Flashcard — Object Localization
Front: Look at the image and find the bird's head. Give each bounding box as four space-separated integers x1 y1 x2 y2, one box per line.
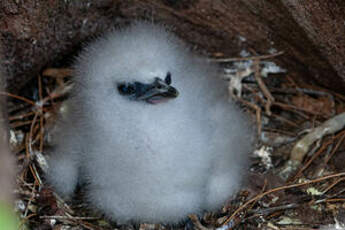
74 22 211 107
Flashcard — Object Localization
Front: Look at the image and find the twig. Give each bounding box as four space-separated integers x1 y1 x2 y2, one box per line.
42 68 73 78
248 203 299 216
40 215 99 220
236 97 262 136
324 131 345 165
38 75 44 153
273 102 313 119
291 138 334 181
23 183 37 218
0 91 36 106
253 59 274 115
28 111 40 158
222 172 345 228
11 120 35 128
212 51 284 62
322 177 345 194
39 83 74 105
291 112 345 163
270 114 299 128
188 214 212 230
9 111 35 121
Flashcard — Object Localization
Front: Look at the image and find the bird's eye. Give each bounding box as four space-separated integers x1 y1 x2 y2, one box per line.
165 72 171 85
117 83 135 95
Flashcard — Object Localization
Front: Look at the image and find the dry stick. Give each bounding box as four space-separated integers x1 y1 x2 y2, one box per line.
240 85 263 136
291 139 334 182
298 81 345 103
329 187 345 199
326 198 345 202
273 102 310 119
38 75 44 153
244 179 269 220
21 129 31 175
27 121 43 186
270 87 335 114
188 214 210 230
278 227 323 230
30 163 42 186
29 164 41 187
212 51 285 62
23 180 37 218
28 111 39 158
40 215 99 220
78 221 103 230
262 128 296 137
19 213 37 229
222 172 345 227
9 111 35 121
17 175 34 189
253 59 275 116
7 102 31 115
42 68 73 78
52 212 103 230
52 192 75 215
324 131 345 165
0 91 36 106
247 203 299 217
322 177 345 194
0 91 51 115
270 113 299 128
286 75 299 88
276 98 327 117
237 97 262 136
309 132 345 179
1 82 71 117
39 83 74 105
11 120 35 128
26 111 43 186
291 130 345 182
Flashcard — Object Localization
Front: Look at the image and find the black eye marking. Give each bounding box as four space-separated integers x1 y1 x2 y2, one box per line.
117 83 136 95
165 72 171 85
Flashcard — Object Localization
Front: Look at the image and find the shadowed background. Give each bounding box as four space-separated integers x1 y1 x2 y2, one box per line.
0 0 344 93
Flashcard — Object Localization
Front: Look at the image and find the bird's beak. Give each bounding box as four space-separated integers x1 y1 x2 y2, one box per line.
136 80 179 104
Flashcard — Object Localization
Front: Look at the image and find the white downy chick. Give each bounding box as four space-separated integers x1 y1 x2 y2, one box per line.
46 22 254 224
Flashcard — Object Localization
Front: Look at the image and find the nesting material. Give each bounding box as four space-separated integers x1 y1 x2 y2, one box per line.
46 22 254 224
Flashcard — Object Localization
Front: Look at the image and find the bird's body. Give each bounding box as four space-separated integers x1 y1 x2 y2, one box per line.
47 22 253 224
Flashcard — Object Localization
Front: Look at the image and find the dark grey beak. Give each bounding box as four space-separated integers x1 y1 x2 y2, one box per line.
136 78 179 104
117 74 179 104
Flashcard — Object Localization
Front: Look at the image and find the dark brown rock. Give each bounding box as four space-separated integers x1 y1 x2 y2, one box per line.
1 0 344 93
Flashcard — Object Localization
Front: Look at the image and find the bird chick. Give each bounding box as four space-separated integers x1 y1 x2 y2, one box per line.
46 22 254 224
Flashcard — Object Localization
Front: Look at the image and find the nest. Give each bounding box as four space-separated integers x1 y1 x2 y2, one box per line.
4 50 345 230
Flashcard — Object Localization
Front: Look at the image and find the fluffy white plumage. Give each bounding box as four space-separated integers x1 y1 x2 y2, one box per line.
46 22 254 224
